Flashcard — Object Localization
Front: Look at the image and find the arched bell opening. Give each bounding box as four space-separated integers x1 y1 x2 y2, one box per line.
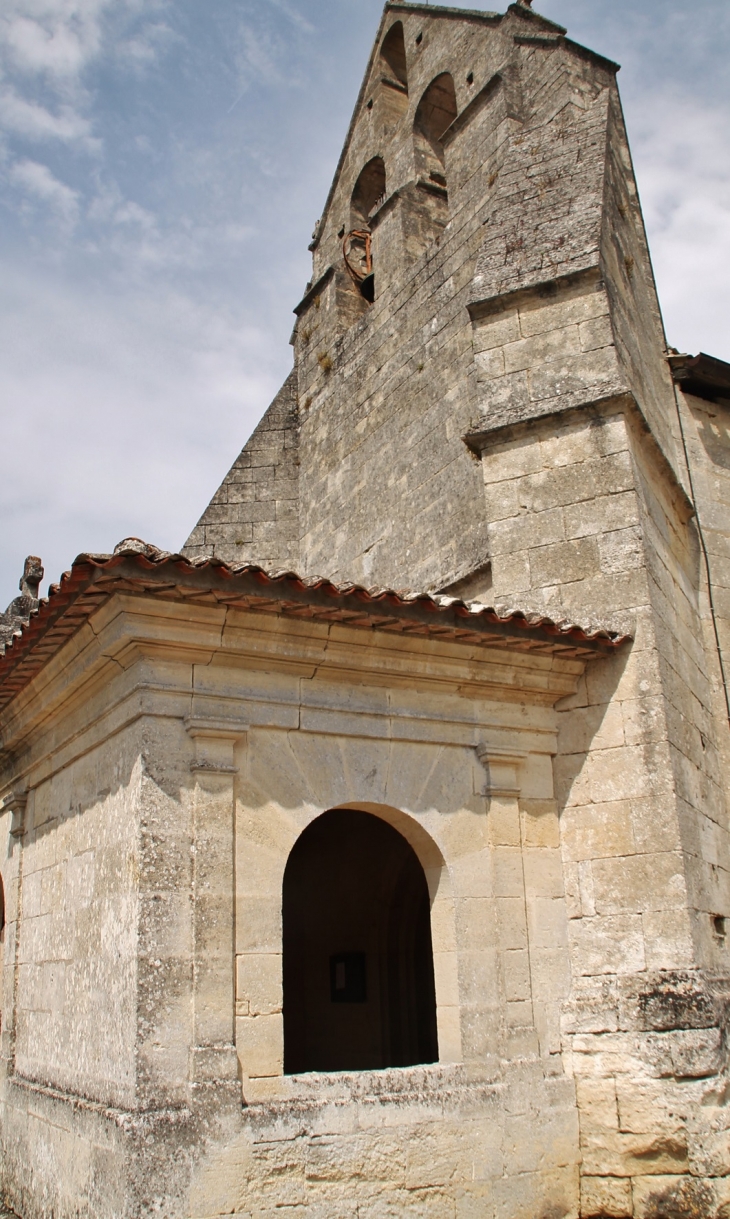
414 72 457 185
403 72 456 259
380 21 408 90
343 157 386 308
282 808 438 1074
378 21 409 131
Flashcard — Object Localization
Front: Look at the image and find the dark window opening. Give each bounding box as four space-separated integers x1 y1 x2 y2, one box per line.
380 22 408 90
283 809 439 1074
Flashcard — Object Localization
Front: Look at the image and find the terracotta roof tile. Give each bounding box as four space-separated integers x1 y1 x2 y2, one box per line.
0 540 631 712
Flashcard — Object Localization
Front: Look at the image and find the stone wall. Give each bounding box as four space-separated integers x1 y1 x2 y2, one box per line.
184 372 299 571
0 585 601 1219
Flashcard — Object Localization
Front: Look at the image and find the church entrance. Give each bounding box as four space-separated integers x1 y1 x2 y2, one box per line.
282 809 438 1074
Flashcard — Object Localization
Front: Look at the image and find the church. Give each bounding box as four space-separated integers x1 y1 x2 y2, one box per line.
1 2 730 1216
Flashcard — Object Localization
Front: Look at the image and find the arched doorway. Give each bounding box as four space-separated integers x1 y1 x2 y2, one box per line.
282 809 438 1074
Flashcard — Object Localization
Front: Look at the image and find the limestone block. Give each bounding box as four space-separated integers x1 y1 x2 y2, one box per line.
236 895 282 954
668 1028 722 1079
689 1122 730 1179
580 1174 632 1218
486 799 521 847
503 324 581 375
502 950 531 1003
564 491 640 540
579 315 614 352
568 915 646 976
641 909 695 972
531 538 601 588
520 802 560 849
528 897 567 950
590 853 686 915
518 285 608 337
572 1031 657 1081
488 506 566 557
564 744 654 808
599 526 644 574
475 347 506 379
492 848 525 899
459 949 500 1007
561 801 635 862
433 949 461 1007
236 954 282 1016
615 1078 691 1137
492 1165 579 1219
430 895 459 952
505 999 533 1028
480 438 545 484
575 1076 619 1130
459 1006 500 1060
472 308 519 351
523 849 565 899
236 1012 283 1078
496 896 528 951
631 1174 716 1219
455 898 497 950
530 346 619 403
578 861 596 917
504 1108 579 1176
580 1128 689 1178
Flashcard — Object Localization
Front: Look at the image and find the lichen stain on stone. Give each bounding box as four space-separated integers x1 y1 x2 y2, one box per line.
643 1178 715 1219
637 974 718 1033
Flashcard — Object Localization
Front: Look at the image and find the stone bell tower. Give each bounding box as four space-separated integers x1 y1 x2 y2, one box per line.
181 4 730 1215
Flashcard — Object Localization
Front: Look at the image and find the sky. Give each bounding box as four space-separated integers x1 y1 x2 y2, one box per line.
0 0 728 600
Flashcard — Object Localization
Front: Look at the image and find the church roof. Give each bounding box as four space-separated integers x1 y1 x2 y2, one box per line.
0 540 629 713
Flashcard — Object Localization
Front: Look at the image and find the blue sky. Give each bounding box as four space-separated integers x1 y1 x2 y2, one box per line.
1 0 728 599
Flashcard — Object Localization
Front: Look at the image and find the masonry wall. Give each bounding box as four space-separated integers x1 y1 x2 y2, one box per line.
678 386 730 809
474 387 730 1213
184 372 300 571
0 587 603 1219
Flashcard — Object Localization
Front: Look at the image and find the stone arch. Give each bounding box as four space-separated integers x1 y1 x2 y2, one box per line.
344 156 387 306
336 801 460 1065
282 806 440 1073
414 72 457 177
380 21 408 90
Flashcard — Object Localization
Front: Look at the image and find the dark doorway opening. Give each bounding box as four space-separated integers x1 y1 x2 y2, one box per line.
283 809 438 1074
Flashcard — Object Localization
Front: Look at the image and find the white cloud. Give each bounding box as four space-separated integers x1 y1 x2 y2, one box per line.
265 0 314 35
631 94 730 360
0 261 282 593
0 86 95 144
0 1 110 81
9 156 79 220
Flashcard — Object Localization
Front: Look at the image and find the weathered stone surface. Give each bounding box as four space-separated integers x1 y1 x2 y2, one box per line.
3 1 730 1216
